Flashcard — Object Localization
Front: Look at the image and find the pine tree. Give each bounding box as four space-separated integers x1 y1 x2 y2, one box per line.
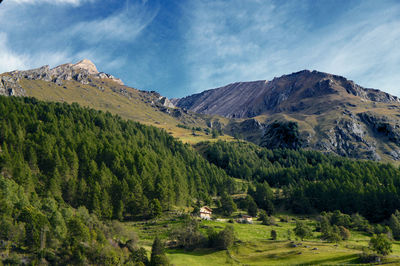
150 236 169 266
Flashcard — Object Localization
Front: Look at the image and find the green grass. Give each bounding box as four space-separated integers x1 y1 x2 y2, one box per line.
167 249 236 266
125 213 400 265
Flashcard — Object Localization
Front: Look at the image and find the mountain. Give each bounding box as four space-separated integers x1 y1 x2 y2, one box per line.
2 62 400 162
173 70 400 161
0 59 232 144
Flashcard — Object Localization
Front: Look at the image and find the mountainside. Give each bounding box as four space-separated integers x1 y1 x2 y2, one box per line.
0 60 232 144
174 70 400 161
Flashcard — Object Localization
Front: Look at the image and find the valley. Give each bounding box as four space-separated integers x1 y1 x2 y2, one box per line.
1 62 400 265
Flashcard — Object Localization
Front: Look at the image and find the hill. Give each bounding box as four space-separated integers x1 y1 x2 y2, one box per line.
173 70 400 161
0 59 232 144
2 62 400 162
0 95 233 264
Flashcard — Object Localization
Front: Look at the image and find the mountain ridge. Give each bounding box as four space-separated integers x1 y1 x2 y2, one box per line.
1 62 400 161
174 70 400 161
0 59 233 144
173 70 399 118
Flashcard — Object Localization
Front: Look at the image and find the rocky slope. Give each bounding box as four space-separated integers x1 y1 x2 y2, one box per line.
174 70 400 161
173 70 399 118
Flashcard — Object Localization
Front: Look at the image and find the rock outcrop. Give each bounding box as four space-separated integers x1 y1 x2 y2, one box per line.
358 112 400 146
158 96 175 108
3 59 124 91
0 75 25 96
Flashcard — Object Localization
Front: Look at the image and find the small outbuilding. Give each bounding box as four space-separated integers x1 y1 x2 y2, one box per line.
237 215 253 224
200 206 212 220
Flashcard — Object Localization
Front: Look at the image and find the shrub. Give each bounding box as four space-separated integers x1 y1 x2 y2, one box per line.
339 226 351 240
170 218 206 250
259 211 276 225
369 234 392 256
358 251 380 263
293 220 312 241
209 225 235 250
271 230 277 240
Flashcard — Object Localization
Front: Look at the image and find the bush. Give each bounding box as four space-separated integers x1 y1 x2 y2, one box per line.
369 234 392 256
339 226 351 240
129 247 149 265
170 218 205 250
294 220 312 241
259 211 276 225
208 225 235 250
358 251 380 263
279 216 289 222
271 230 277 240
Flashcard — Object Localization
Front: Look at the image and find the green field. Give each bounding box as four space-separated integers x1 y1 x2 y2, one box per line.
127 213 400 265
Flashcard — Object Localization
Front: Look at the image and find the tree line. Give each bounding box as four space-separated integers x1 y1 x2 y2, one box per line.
199 140 400 222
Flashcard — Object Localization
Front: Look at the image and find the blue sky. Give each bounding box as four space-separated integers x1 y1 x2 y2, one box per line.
0 0 399 98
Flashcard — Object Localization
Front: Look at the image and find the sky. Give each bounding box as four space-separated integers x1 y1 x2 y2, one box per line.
0 0 399 98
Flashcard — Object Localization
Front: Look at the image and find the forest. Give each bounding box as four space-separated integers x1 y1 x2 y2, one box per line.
2 96 400 264
199 140 400 222
0 96 232 264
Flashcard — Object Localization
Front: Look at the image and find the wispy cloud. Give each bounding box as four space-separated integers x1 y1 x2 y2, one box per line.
0 32 72 73
69 3 158 44
0 33 28 72
185 0 400 97
9 0 94 6
0 0 158 74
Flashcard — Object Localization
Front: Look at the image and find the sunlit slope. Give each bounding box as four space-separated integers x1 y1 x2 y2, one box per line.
16 77 232 143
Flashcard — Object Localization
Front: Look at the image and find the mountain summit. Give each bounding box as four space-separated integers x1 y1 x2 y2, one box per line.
0 59 123 97
173 70 399 118
72 59 99 75
174 70 400 161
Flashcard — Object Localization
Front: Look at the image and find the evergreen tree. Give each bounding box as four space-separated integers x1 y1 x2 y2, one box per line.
150 199 162 218
220 192 237 216
150 236 169 266
271 230 277 240
246 195 258 217
389 213 400 240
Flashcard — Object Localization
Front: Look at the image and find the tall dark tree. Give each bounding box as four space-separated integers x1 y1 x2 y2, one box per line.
150 236 169 266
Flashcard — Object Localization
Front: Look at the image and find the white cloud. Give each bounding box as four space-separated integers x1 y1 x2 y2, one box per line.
0 33 28 72
69 3 158 44
8 0 93 6
0 32 72 72
0 0 157 74
184 0 400 97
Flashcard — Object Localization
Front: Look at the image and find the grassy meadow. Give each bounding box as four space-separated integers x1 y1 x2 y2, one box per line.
124 212 400 265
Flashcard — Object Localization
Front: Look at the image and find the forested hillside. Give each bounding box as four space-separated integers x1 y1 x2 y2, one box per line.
0 96 232 263
198 141 400 222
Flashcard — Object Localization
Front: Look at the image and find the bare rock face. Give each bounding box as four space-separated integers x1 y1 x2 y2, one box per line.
3 59 124 89
358 112 400 146
0 75 25 96
158 96 175 108
316 117 380 161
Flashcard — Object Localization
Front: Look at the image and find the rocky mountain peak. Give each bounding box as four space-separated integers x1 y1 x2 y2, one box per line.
174 70 399 119
0 59 124 94
72 59 99 75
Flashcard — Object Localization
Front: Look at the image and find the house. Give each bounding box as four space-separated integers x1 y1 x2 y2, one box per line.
237 215 253 224
199 206 212 220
